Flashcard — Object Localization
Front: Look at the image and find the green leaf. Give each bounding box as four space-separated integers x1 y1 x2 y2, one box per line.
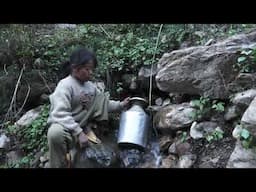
238 56 246 63
241 50 252 56
240 129 250 139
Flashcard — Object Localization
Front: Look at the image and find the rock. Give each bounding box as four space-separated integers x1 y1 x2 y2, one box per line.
156 30 256 99
155 98 163 106
177 154 196 168
138 65 158 91
224 105 239 121
162 98 171 106
190 121 220 139
168 140 191 156
154 103 195 132
76 142 118 168
232 89 256 109
0 134 10 150
199 156 221 168
232 124 243 139
160 155 177 168
15 105 43 128
189 122 201 139
6 150 23 166
241 97 256 136
31 151 44 168
44 162 49 168
228 73 256 96
159 136 173 152
40 156 48 163
176 142 191 156
226 141 256 168
168 142 177 154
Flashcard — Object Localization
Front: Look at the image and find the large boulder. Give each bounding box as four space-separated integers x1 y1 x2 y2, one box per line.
226 141 256 168
232 89 256 109
156 30 256 99
153 103 195 133
241 97 256 137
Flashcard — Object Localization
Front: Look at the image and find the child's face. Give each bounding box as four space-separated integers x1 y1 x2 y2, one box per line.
73 60 95 82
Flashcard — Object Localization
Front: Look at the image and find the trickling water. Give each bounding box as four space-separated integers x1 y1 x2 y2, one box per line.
118 137 162 168
76 129 162 168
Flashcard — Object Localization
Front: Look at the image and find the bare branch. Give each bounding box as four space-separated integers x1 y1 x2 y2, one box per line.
14 82 31 119
3 64 8 75
38 70 52 93
4 64 25 123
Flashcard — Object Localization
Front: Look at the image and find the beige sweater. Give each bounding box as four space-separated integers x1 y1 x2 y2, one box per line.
47 75 123 136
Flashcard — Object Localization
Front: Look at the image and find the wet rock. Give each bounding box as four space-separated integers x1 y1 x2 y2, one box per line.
72 141 118 168
159 136 173 153
226 141 256 168
119 148 143 168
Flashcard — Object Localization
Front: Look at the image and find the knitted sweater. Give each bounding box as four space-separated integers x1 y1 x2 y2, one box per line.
47 75 123 136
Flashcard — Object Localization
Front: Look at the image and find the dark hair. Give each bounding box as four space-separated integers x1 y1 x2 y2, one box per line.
61 48 97 78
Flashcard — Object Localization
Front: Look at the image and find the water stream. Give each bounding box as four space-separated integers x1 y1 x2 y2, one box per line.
77 130 162 168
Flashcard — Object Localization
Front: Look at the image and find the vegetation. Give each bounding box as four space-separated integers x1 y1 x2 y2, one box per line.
233 47 256 73
4 104 49 167
190 97 225 121
1 24 256 168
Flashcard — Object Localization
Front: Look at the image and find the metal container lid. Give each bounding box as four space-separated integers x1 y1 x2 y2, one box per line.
129 97 148 109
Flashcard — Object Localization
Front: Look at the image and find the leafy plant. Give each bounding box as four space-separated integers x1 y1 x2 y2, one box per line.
180 131 188 143
190 97 211 120
239 128 254 149
233 47 256 73
5 104 50 167
190 97 225 120
212 100 225 112
206 128 224 142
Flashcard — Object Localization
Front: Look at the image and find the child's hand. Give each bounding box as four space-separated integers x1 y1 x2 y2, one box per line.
121 97 130 108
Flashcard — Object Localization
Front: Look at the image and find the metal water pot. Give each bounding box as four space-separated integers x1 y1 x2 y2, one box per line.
117 97 150 150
